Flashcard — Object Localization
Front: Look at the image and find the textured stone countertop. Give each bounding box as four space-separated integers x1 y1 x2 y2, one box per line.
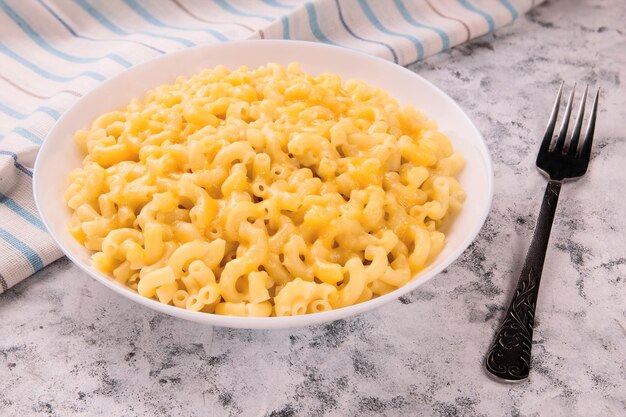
1 0 625 416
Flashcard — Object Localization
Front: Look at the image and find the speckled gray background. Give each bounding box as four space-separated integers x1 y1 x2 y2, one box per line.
1 0 625 416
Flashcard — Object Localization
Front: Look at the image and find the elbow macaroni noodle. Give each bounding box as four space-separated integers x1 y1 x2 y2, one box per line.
65 63 465 317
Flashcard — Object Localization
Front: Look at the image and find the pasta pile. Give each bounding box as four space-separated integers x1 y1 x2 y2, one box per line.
65 63 465 317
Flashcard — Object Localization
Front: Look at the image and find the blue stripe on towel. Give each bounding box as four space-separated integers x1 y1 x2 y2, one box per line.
0 42 105 81
281 16 290 39
0 1 131 68
122 0 229 41
37 0 165 54
0 227 44 271
394 0 450 50
0 151 33 176
13 128 43 144
0 104 60 120
498 0 518 19
214 0 274 22
0 193 47 232
74 0 196 47
305 2 337 45
457 0 496 32
262 0 294 9
335 0 399 63
358 0 424 61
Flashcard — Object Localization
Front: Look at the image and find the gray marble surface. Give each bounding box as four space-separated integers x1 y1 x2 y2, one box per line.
1 0 625 416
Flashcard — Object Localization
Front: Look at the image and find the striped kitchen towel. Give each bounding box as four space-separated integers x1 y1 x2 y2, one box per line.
0 0 543 293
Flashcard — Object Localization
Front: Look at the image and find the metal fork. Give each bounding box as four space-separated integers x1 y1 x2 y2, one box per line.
484 83 599 382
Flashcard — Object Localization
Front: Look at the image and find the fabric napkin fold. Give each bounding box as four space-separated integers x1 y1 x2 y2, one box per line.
0 0 543 293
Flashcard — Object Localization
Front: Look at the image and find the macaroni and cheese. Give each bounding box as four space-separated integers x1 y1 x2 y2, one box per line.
65 63 465 317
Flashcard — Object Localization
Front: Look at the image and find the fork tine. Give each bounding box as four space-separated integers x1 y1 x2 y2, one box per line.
553 85 576 153
567 85 588 155
540 82 564 153
579 89 599 160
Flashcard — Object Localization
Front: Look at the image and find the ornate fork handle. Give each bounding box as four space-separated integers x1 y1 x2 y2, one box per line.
485 180 561 381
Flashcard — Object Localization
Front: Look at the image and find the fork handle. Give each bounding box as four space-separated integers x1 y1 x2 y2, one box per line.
485 180 561 381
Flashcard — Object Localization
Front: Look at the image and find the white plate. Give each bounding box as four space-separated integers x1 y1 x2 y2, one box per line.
34 40 493 329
